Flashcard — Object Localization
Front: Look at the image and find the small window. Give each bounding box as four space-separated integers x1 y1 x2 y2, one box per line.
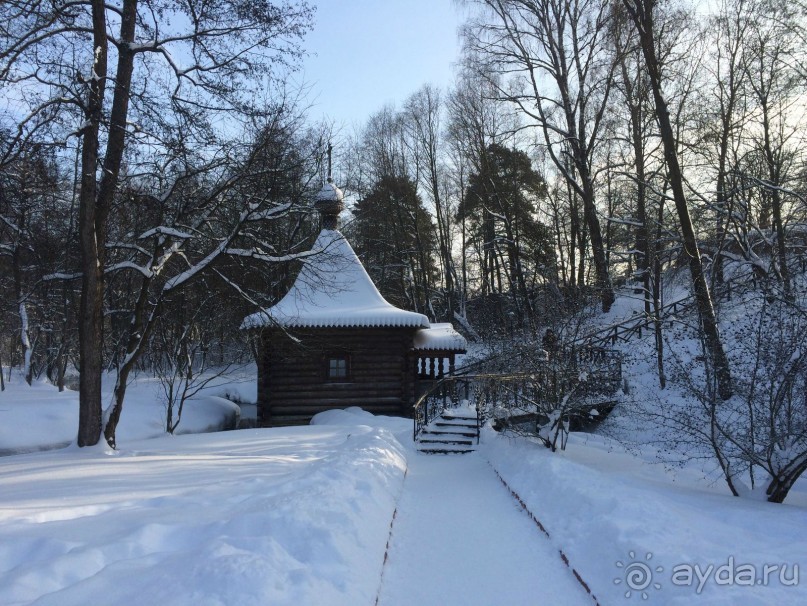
326 355 349 381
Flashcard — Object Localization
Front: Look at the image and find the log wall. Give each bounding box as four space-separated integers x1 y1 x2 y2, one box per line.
258 327 418 426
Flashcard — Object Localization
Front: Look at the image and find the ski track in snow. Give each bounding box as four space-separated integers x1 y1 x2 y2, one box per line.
377 452 591 606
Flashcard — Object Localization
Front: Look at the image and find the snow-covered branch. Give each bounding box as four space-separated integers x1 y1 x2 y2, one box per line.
106 261 153 278
137 226 194 240
224 247 320 264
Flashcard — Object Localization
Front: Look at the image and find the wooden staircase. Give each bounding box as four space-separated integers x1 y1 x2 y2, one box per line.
416 412 479 454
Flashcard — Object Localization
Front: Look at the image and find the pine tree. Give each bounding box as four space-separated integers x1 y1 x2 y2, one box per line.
351 175 438 314
458 144 555 323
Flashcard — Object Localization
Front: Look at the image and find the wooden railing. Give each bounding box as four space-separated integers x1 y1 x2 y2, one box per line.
413 349 623 441
575 273 760 348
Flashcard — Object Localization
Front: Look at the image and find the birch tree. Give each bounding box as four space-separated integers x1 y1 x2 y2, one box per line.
403 85 460 320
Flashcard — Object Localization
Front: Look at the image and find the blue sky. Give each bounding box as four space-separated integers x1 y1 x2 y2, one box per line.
297 1 467 128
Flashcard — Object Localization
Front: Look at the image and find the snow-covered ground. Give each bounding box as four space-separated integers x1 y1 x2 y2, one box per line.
485 429 806 605
377 453 592 606
0 419 407 606
2 397 802 605
0 367 255 455
0 378 807 606
599 268 807 506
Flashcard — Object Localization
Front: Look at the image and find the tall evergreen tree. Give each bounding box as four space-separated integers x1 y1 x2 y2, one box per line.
351 175 439 314
458 144 555 323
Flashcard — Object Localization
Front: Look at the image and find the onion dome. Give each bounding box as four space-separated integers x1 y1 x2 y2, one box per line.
315 179 344 230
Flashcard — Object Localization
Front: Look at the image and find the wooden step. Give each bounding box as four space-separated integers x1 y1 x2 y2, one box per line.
418 437 474 446
421 429 477 438
416 440 477 454
415 412 479 454
434 421 477 430
432 418 475 426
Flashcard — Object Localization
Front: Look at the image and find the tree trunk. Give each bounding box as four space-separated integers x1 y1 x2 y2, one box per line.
433 179 455 318
623 64 651 315
576 200 588 290
761 110 791 299
625 0 732 400
77 0 139 447
614 10 652 309
713 155 728 287
12 212 33 386
580 165 613 311
568 187 578 294
765 457 807 503
104 276 158 448
653 197 666 389
76 0 110 447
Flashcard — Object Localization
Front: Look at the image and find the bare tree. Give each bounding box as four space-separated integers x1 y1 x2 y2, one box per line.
152 299 243 435
100 107 320 447
0 146 64 385
463 0 617 311
346 104 441 316
655 289 807 504
1 0 313 446
446 69 522 329
741 0 804 299
403 85 461 320
621 0 733 399
700 0 752 287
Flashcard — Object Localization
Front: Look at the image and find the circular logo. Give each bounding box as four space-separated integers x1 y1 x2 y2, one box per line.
614 551 663 599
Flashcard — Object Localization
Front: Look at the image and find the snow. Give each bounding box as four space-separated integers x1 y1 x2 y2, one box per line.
0 424 406 606
241 230 430 329
377 454 591 606
137 226 194 240
105 260 153 277
413 322 467 352
163 237 230 292
316 181 344 201
41 272 82 281
484 429 807 604
1 371 805 605
0 370 245 455
244 202 293 221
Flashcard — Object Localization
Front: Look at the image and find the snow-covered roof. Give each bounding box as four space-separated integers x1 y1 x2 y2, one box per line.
241 230 430 329
413 323 467 352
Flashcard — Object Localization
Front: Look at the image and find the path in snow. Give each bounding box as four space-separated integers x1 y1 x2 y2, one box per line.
377 453 592 606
